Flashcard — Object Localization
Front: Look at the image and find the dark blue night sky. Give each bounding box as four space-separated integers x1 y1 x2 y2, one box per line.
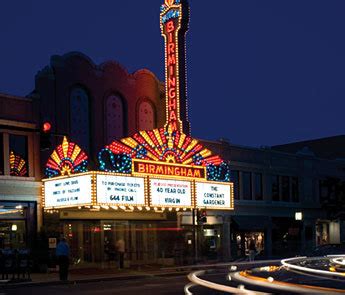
1 0 344 146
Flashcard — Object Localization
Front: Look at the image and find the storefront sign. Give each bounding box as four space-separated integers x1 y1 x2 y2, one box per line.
48 238 57 249
44 174 92 208
195 182 233 210
150 178 192 207
133 159 205 179
96 174 145 206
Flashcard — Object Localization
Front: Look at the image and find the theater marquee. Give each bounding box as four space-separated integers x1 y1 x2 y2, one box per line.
43 171 233 210
150 178 192 208
43 173 93 208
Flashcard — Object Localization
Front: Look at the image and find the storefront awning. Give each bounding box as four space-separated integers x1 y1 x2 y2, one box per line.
231 216 274 231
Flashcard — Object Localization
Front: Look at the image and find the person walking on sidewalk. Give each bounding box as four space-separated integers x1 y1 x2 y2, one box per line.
248 238 256 262
115 238 125 269
56 237 70 281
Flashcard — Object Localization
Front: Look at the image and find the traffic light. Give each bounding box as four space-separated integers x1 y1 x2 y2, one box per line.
40 121 52 151
198 210 207 224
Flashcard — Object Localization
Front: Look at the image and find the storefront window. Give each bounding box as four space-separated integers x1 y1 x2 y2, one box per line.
230 170 240 199
9 134 28 177
272 175 280 201
282 176 290 202
242 172 252 200
254 173 263 200
0 206 27 249
61 219 186 267
235 232 264 258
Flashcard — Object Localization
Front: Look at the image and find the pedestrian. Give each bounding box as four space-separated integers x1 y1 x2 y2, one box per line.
248 238 256 262
56 237 70 281
115 238 125 269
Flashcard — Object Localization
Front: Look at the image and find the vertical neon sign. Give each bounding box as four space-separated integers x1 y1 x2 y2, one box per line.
160 0 191 135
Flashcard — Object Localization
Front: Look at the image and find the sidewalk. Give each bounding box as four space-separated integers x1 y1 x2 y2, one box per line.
0 265 189 288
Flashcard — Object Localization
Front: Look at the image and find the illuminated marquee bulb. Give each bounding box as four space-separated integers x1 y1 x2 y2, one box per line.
44 136 89 178
62 136 69 158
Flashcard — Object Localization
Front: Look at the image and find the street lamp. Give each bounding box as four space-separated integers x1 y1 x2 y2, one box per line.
295 211 303 221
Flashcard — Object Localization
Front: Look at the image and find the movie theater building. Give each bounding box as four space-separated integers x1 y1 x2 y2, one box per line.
32 0 344 267
1 0 344 269
40 0 234 267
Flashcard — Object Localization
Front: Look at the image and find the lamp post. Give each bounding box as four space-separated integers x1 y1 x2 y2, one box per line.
295 212 303 221
295 211 304 254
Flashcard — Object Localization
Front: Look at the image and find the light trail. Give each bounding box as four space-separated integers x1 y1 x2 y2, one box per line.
187 270 267 294
232 270 345 294
281 257 345 277
184 282 196 295
330 257 345 266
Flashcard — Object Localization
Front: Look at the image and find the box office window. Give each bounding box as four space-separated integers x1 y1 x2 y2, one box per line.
9 134 28 177
0 133 3 175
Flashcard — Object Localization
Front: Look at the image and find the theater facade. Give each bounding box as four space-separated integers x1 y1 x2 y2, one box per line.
0 0 335 267
42 0 234 267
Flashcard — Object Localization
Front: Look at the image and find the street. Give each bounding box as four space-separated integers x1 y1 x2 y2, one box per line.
2 257 345 294
2 275 191 295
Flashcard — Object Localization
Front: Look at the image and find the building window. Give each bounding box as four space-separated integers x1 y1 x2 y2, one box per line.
70 87 90 153
105 95 125 143
230 170 240 200
242 172 252 200
291 177 299 202
138 100 155 131
282 176 290 202
254 173 263 200
0 133 3 175
319 179 329 203
272 175 280 201
9 134 28 177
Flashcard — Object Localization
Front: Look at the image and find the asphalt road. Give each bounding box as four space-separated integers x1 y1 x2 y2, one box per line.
1 275 191 295
0 271 247 295
3 260 344 294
